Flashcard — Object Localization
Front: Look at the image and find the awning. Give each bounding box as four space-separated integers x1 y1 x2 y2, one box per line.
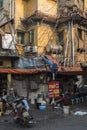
45 55 87 75
58 67 87 75
0 55 86 75
0 68 46 74
0 67 86 75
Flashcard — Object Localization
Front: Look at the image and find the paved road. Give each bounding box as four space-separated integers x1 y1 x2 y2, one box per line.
0 102 87 130
0 113 87 130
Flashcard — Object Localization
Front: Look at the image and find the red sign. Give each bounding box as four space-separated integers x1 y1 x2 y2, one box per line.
48 81 59 98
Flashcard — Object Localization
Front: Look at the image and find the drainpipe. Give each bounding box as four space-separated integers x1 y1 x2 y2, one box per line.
71 20 74 65
64 22 70 67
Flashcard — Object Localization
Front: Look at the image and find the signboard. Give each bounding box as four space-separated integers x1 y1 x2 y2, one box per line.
48 81 59 98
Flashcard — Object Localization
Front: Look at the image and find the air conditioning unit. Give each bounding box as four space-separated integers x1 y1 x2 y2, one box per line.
24 45 37 53
33 46 37 53
24 45 30 52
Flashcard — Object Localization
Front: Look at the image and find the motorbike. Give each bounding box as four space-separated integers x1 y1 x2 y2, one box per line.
9 96 33 127
0 94 33 127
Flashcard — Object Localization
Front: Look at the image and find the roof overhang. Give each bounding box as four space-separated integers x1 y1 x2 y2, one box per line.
0 68 46 74
0 67 86 76
21 11 87 27
58 68 87 75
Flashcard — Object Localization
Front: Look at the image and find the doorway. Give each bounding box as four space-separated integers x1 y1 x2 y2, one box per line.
0 74 7 97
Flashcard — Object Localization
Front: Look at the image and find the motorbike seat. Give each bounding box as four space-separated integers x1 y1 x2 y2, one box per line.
14 96 24 103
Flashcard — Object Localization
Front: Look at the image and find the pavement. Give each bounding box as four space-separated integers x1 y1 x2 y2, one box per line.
29 104 63 122
0 102 87 123
30 102 87 121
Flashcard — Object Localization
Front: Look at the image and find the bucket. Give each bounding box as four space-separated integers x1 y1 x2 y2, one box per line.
39 105 46 110
31 98 35 104
63 106 70 114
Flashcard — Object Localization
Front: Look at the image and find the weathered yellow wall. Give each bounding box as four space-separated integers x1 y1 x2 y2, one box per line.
25 0 37 16
37 24 57 54
15 0 37 29
15 0 25 29
74 25 86 65
15 0 37 44
38 0 57 16
57 24 86 66
22 0 57 17
84 0 87 10
14 0 87 60
75 0 84 10
2 60 11 67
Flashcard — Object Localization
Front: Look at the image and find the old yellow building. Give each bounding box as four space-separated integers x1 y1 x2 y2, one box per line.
0 0 87 65
15 0 58 55
14 0 87 68
0 0 87 98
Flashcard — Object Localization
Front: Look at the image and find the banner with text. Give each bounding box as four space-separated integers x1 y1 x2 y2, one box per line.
48 81 59 98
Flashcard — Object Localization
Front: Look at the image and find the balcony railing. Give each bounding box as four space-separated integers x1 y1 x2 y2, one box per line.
24 45 37 53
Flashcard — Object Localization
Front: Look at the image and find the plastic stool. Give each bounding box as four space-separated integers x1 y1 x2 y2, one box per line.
71 99 75 105
85 95 87 100
75 98 80 104
80 97 84 102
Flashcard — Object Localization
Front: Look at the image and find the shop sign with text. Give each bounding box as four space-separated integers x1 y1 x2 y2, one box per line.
48 81 59 98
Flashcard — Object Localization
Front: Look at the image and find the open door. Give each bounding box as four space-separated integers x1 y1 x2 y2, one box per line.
0 74 7 97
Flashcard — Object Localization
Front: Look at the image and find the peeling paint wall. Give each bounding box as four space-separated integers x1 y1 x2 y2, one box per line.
37 24 57 54
12 75 48 100
24 0 37 16
38 0 57 16
15 0 25 29
57 23 86 66
84 0 87 10
0 59 11 68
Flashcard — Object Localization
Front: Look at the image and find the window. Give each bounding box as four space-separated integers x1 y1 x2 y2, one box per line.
0 34 2 48
17 32 25 44
58 31 64 45
0 61 3 66
0 0 3 8
29 30 34 44
78 28 82 40
81 0 84 10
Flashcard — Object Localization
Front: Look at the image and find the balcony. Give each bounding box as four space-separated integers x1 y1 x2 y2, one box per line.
58 0 75 8
0 49 19 58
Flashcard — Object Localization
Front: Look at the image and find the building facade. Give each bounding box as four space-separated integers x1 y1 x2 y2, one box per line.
0 0 87 100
